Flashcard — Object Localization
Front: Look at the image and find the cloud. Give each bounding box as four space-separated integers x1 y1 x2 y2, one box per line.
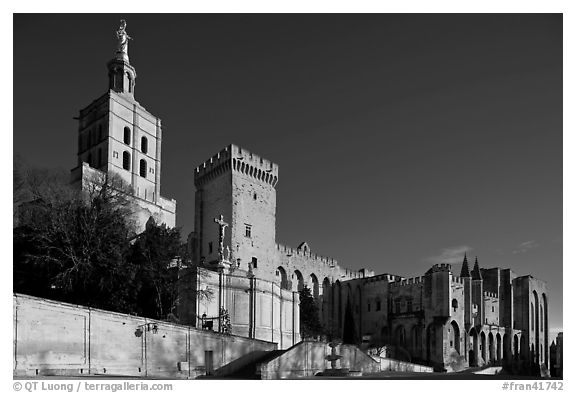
425 245 472 265
512 240 539 254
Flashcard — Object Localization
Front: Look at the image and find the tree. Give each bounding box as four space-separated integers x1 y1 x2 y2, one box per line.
299 286 323 339
14 168 138 313
129 218 183 320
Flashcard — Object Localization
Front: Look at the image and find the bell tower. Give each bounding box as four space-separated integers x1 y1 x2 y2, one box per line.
70 20 176 232
107 20 136 97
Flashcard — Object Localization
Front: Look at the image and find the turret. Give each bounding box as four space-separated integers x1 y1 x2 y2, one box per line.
471 257 484 326
461 254 473 328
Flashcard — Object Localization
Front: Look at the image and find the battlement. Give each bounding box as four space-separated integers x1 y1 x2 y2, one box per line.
426 263 452 274
389 276 425 288
451 276 465 284
363 273 403 284
231 144 279 186
276 243 338 267
483 291 498 299
194 144 279 187
274 243 367 280
194 145 233 186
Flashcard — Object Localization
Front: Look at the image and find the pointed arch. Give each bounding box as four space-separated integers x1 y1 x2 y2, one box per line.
450 320 461 354
309 273 319 298
294 270 304 292
276 266 290 290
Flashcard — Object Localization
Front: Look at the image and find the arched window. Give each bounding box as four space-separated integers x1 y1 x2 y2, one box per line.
531 303 535 331
123 151 130 170
124 127 131 145
140 159 147 177
141 136 148 154
452 299 458 311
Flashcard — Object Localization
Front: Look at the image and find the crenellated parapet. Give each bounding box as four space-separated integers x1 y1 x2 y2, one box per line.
194 145 234 187
363 273 403 284
483 291 498 299
194 144 279 187
276 243 338 267
389 276 425 289
451 276 465 285
426 263 452 274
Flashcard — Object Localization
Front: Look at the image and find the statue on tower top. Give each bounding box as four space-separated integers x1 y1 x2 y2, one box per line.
115 19 131 60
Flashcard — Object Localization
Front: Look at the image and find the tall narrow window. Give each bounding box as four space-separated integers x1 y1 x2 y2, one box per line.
124 126 131 145
208 242 213 254
98 125 103 141
245 224 252 238
140 159 147 177
252 257 258 268
141 136 148 154
123 151 130 170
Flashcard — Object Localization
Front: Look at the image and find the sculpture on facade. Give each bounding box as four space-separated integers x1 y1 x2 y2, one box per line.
214 214 229 261
116 19 131 57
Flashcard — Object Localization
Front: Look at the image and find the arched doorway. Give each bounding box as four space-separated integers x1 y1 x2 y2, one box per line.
395 325 406 348
480 331 487 363
496 333 502 362
488 332 495 363
532 291 540 366
504 333 511 362
450 320 461 354
542 293 549 366
469 328 478 367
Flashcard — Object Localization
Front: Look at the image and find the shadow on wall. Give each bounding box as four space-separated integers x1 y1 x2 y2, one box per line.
13 293 276 379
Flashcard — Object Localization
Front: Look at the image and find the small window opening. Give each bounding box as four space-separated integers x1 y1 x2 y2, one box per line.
123 151 130 170
124 126 131 145
252 257 258 268
140 159 147 178
245 224 252 238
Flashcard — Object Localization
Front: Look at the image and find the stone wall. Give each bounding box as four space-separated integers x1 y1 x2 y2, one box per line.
179 267 300 349
13 294 276 378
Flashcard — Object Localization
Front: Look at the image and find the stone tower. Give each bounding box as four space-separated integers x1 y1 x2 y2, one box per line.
192 144 279 274
70 20 176 232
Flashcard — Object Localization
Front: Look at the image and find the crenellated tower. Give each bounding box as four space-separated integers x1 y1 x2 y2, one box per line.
192 144 279 272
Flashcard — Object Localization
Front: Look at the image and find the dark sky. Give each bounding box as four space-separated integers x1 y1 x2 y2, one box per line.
13 14 562 335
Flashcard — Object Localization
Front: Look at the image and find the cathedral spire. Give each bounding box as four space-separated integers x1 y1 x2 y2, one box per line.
471 256 482 280
460 253 471 277
107 20 136 97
